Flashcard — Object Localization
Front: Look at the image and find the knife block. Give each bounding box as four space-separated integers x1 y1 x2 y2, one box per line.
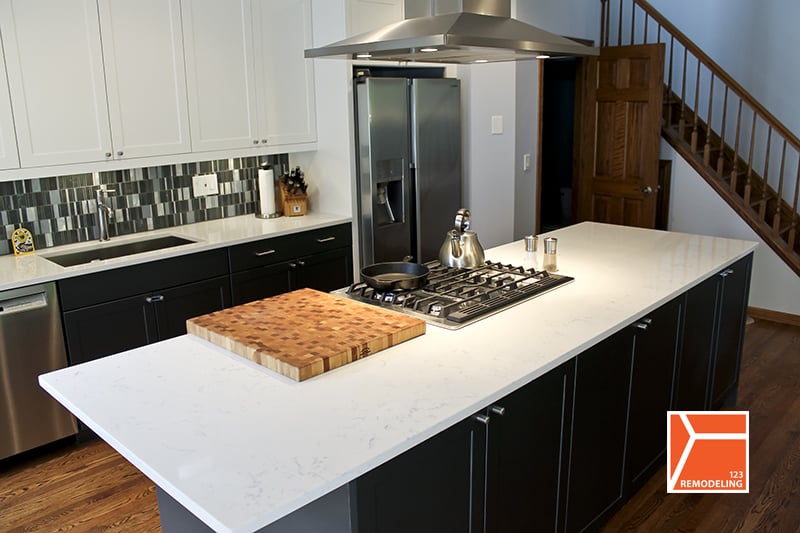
279 181 307 217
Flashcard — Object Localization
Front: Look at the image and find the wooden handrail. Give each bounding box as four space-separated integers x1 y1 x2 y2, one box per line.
610 0 800 154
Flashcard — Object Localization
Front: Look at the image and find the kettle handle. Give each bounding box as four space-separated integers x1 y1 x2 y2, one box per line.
449 229 463 258
454 208 471 233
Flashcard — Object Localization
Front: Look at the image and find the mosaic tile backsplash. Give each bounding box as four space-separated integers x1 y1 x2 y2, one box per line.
0 154 289 256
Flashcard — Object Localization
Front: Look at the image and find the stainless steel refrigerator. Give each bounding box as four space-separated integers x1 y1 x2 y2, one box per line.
354 76 462 266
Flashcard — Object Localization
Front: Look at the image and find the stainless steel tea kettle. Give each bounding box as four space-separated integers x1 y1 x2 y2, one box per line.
439 208 486 268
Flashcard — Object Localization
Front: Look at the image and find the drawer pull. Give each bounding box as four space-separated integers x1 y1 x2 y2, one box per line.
145 295 164 303
316 236 336 243
254 249 277 257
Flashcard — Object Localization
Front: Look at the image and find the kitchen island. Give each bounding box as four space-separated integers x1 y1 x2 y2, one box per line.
39 222 757 533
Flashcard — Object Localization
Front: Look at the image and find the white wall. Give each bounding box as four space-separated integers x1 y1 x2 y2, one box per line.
648 0 800 138
457 62 518 249
516 0 601 44
663 141 800 315
290 0 354 218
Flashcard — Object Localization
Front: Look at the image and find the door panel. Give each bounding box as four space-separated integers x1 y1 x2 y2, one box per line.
578 44 665 228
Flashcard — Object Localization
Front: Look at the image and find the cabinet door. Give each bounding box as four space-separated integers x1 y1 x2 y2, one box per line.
486 359 574 533
565 331 633 533
674 274 719 411
625 297 682 494
181 0 259 151
0 0 112 166
98 0 191 159
353 415 486 533
154 276 231 340
63 294 157 365
710 254 752 408
0 36 19 170
292 248 353 293
230 262 293 306
252 0 316 145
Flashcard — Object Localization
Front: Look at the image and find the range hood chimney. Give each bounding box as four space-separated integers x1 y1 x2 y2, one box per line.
305 0 598 64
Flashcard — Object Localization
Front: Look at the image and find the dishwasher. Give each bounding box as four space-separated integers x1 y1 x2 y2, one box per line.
1 282 77 460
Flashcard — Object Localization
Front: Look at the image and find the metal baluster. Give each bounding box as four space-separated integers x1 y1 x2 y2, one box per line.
666 35 674 128
600 0 607 47
643 11 649 43
618 0 623 46
630 0 636 45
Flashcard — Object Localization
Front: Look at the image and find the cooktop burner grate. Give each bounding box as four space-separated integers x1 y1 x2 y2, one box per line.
339 260 574 329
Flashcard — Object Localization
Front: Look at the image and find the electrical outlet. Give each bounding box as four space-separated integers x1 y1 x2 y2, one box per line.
192 173 219 197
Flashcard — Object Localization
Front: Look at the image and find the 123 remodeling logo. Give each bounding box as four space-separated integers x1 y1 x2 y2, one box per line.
667 411 749 493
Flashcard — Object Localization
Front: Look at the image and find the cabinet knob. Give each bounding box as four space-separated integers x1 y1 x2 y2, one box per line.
474 414 490 425
720 268 734 277
253 140 259 145
261 139 268 144
116 151 124 157
643 186 654 195
297 260 306 267
634 321 649 331
105 152 112 158
490 405 505 416
145 295 164 303
289 262 297 268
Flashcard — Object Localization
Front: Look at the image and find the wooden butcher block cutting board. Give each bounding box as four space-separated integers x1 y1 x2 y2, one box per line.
186 288 426 381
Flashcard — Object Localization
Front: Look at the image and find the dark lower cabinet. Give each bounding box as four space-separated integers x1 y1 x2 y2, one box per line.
352 415 486 533
710 255 752 408
229 223 353 306
64 276 230 365
352 360 574 533
565 331 633 533
674 254 753 411
486 360 574 533
625 296 682 494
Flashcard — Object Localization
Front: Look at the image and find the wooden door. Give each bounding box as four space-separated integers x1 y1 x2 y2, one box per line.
576 44 665 227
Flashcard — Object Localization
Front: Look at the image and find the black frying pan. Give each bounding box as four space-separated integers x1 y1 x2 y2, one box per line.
360 261 429 291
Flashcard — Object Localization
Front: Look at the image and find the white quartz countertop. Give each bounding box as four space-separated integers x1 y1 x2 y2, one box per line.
0 212 351 291
39 223 757 533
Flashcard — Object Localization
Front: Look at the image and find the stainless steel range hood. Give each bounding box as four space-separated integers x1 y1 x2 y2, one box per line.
305 0 598 64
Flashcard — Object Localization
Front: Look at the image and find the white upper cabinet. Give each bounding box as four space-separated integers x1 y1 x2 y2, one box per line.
0 37 20 170
253 0 317 146
181 0 259 152
182 0 316 152
98 0 191 159
347 0 403 37
0 0 112 167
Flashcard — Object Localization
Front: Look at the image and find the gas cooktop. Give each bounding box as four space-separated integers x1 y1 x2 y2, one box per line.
337 260 574 329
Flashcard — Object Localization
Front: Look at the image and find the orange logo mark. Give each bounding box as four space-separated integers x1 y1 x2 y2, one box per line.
667 411 749 493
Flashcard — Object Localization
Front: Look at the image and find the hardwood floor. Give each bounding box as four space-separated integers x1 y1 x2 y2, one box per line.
603 318 800 533
0 318 797 532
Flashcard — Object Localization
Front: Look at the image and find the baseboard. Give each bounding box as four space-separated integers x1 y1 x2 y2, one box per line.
748 307 800 327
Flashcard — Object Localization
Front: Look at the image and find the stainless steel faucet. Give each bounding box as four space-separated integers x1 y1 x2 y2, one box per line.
95 187 116 241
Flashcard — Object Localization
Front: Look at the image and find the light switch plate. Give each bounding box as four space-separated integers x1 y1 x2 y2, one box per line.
523 153 532 171
491 115 503 135
192 173 219 197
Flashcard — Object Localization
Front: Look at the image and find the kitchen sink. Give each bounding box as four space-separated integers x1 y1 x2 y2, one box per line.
43 235 197 267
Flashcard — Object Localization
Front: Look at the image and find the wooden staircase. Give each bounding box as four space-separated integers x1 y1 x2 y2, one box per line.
601 0 800 276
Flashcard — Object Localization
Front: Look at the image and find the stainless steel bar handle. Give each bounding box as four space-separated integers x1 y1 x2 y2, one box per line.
145 295 164 303
254 249 277 256
490 405 505 416
474 414 490 425
316 237 336 243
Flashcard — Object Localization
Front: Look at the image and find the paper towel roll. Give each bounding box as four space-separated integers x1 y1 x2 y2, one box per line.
256 167 278 218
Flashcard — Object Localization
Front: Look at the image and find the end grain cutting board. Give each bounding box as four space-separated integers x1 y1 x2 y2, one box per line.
186 288 425 381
